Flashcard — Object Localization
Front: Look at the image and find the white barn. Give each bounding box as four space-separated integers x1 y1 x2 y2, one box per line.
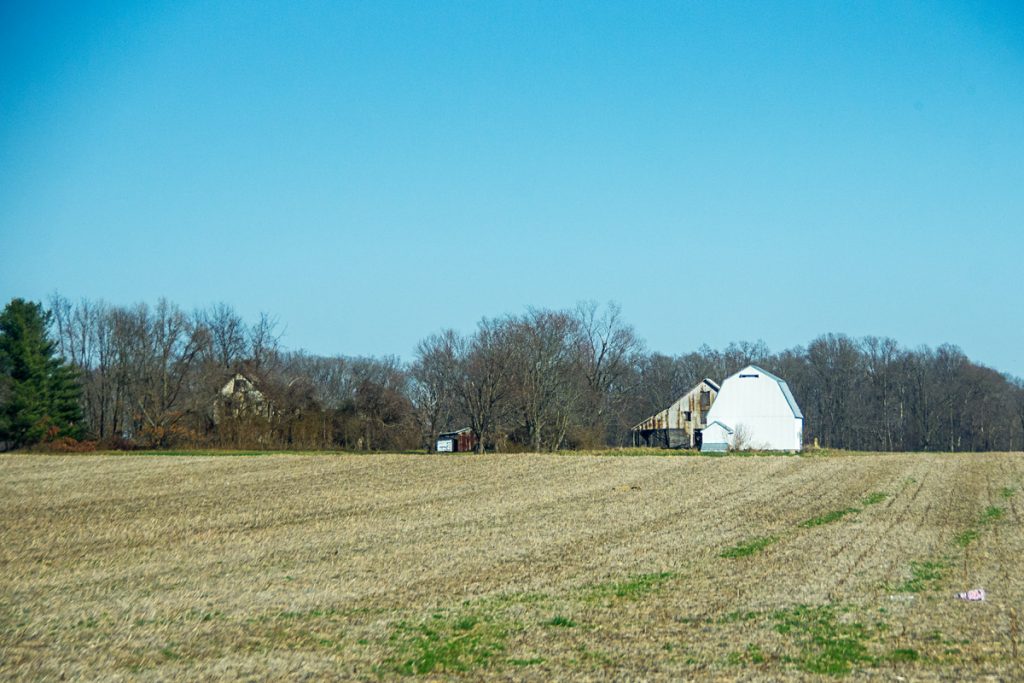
700 365 803 452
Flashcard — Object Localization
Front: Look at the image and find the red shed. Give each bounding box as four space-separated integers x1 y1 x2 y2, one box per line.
436 428 478 453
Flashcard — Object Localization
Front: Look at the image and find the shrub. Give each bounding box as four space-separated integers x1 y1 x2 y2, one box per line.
35 436 98 453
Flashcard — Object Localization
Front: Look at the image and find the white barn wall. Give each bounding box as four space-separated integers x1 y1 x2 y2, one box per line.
703 365 803 451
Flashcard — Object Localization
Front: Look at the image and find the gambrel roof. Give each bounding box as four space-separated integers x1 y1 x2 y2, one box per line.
738 365 803 419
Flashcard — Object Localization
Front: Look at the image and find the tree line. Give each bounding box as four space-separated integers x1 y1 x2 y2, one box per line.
2 295 1022 452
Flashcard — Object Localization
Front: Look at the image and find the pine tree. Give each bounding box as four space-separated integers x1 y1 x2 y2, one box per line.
0 298 83 448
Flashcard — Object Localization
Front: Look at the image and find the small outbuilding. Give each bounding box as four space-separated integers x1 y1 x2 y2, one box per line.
436 428 477 453
701 365 803 452
699 421 734 452
631 379 720 449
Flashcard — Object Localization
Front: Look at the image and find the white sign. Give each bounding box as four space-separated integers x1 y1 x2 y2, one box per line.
436 439 454 452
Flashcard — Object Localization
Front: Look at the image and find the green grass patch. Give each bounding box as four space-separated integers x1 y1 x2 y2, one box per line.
951 503 1009 549
75 615 99 629
952 530 979 548
545 615 577 628
560 447 668 457
1000 487 1016 499
860 492 888 506
704 449 801 458
721 535 779 558
88 449 291 457
58 448 432 457
894 560 946 593
981 506 1005 523
772 604 875 675
387 612 508 675
159 645 181 660
799 507 860 528
455 615 479 631
718 603 921 676
886 648 919 662
558 447 805 458
746 643 766 663
508 657 545 667
726 643 767 665
587 571 677 600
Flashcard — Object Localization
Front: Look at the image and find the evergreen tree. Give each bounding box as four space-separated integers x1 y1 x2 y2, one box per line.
0 298 82 448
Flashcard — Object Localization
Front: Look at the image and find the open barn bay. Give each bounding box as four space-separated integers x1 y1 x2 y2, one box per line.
2 453 1023 680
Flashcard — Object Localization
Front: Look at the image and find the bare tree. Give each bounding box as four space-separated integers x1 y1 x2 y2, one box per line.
456 318 516 453
410 329 461 450
806 334 862 448
1012 378 1024 450
50 295 114 440
40 293 1024 453
729 423 752 451
355 369 413 450
860 336 902 450
507 309 583 451
200 303 248 369
249 312 282 372
135 299 206 447
573 301 643 445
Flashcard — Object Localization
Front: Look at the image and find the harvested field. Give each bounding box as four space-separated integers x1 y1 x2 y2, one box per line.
2 452 1023 680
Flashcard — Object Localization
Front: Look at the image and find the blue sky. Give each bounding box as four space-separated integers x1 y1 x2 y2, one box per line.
2 1 1022 375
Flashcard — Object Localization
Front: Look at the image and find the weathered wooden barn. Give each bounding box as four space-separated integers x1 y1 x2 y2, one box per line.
631 379 720 449
700 365 803 452
212 372 273 424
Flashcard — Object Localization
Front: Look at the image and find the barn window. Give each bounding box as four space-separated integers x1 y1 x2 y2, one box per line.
739 373 759 378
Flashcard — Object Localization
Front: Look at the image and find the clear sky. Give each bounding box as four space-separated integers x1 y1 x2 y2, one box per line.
2 1 1022 375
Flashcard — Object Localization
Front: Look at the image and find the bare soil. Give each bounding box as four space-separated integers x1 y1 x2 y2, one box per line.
2 452 1023 680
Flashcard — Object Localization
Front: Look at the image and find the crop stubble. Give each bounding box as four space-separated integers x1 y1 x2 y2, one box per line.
1 452 1023 680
